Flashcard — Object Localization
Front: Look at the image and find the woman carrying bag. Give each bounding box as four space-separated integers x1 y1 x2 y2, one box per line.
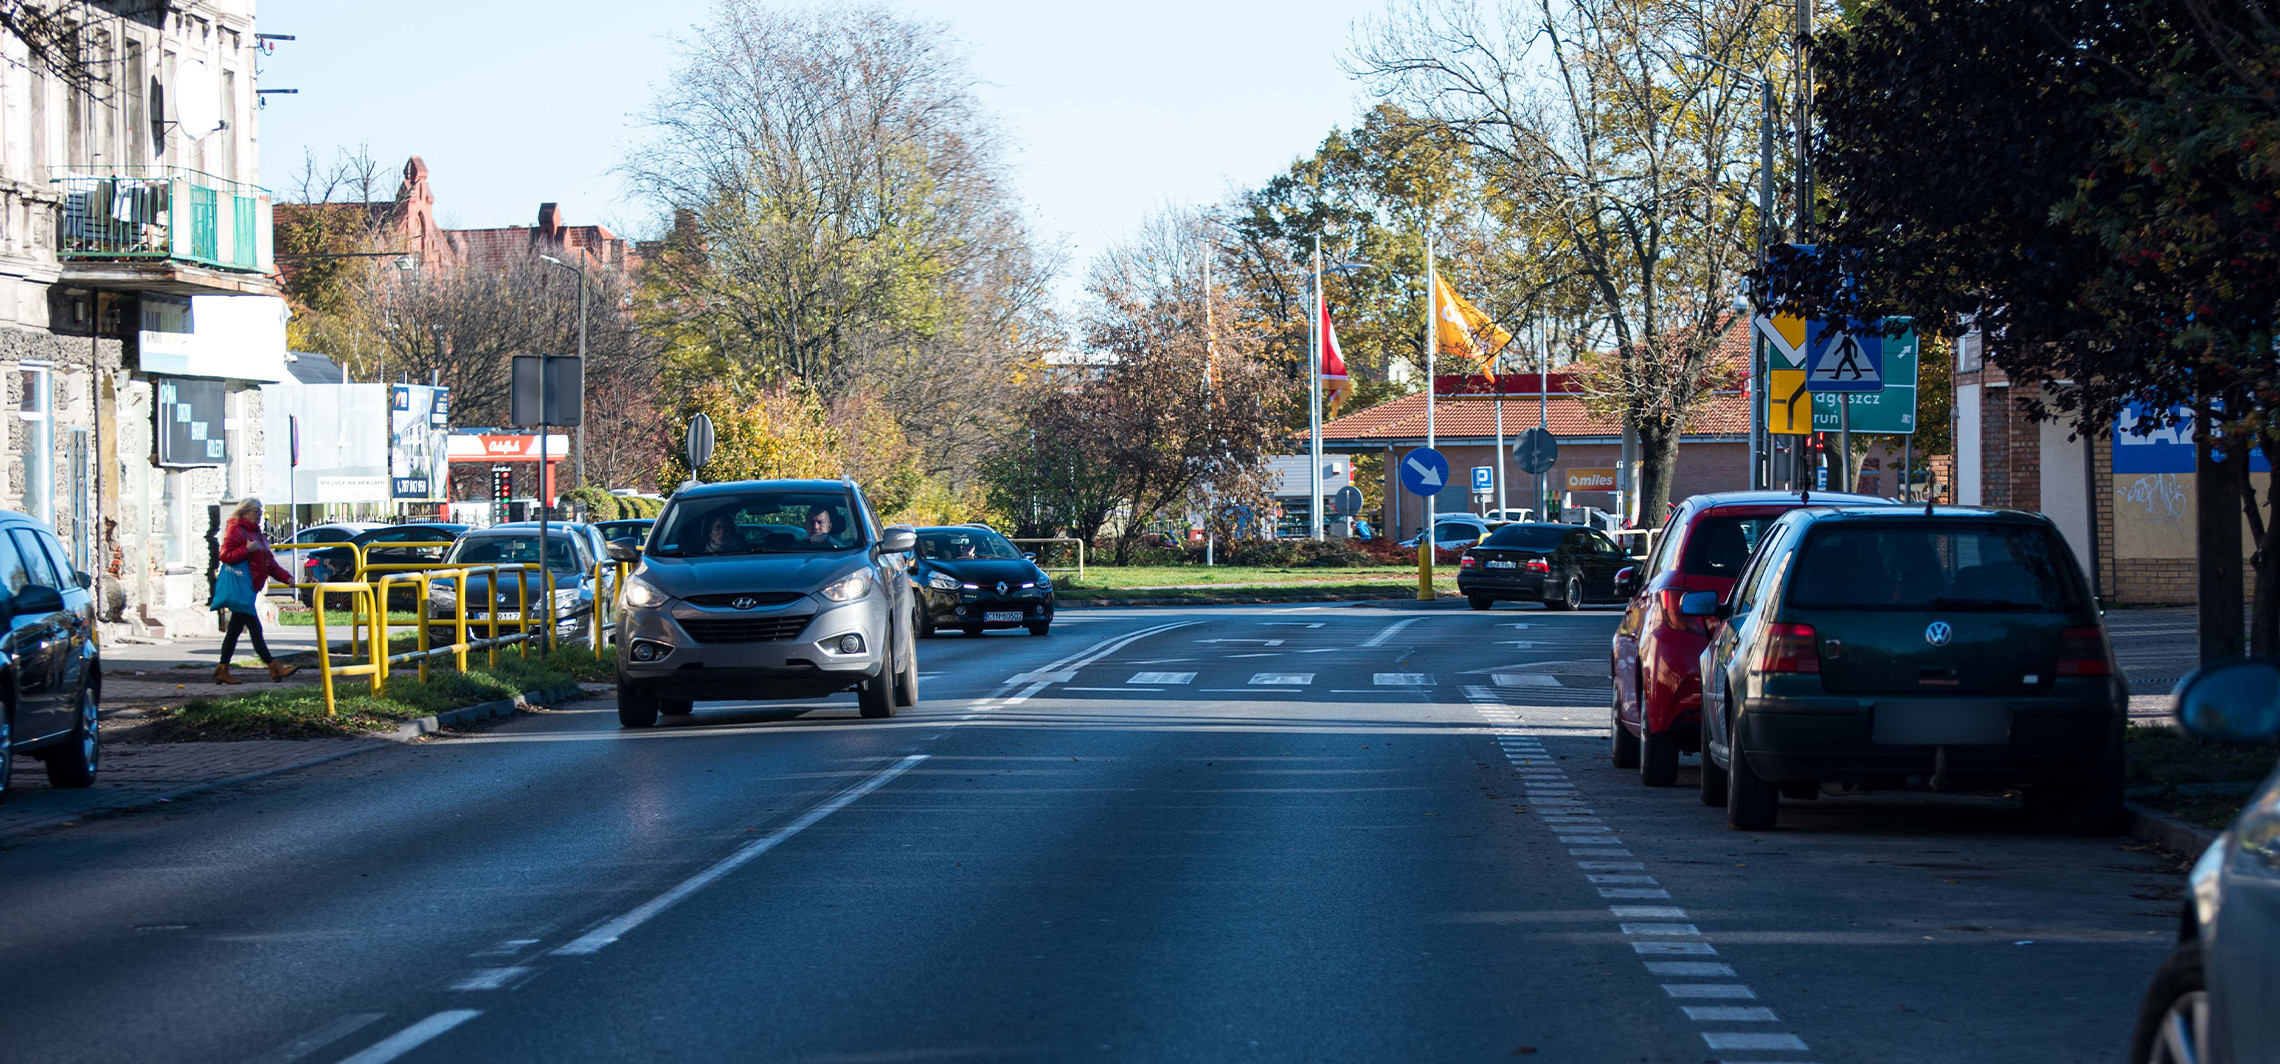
212 498 299 684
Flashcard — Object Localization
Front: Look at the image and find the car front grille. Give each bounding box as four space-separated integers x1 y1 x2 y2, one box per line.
684 591 808 608
678 614 814 643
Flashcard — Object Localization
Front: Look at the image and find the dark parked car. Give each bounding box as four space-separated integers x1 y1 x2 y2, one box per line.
595 519 655 553
1610 491 1883 786
1692 506 2126 832
425 524 609 647
611 479 919 726
910 525 1056 637
2128 658 2280 1064
1457 522 1633 610
310 522 468 582
0 511 101 801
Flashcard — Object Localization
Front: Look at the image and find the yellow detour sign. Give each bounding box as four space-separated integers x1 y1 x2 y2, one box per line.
1754 313 1810 370
1767 368 1812 435
1564 467 1619 492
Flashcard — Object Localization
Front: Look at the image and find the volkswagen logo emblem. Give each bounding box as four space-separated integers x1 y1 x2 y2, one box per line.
731 596 758 610
1925 621 1953 647
995 581 1010 596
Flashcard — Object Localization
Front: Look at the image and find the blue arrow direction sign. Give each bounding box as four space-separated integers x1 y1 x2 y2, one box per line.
1399 447 1451 497
1805 320 1884 393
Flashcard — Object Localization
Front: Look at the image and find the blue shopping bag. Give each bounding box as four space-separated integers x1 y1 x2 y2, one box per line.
210 561 257 614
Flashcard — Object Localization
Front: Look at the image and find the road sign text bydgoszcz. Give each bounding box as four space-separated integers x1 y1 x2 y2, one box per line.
1398 447 1450 497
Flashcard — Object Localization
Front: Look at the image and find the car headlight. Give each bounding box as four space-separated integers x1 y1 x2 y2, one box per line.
820 571 873 602
1035 572 1051 588
622 575 671 608
926 572 961 590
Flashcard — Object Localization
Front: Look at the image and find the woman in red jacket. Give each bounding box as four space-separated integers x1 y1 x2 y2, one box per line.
216 498 299 684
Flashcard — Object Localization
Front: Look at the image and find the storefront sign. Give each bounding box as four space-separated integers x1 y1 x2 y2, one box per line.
1564 467 1618 492
155 377 228 467
138 295 290 382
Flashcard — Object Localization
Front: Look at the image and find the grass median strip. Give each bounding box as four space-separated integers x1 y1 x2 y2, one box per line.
2126 723 2277 829
149 647 616 741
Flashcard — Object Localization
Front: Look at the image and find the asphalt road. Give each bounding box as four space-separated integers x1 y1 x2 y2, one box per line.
0 604 2182 1063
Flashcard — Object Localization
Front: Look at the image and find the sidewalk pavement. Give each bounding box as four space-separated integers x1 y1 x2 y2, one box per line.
0 737 389 838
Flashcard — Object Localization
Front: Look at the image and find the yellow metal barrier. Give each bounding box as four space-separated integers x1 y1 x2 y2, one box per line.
287 561 551 713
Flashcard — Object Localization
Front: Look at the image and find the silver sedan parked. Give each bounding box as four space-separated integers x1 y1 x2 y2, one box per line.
610 479 919 727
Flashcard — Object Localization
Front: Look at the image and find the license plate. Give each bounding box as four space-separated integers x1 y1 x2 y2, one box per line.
1872 701 2010 745
984 611 1023 623
489 611 522 622
1487 560 1517 569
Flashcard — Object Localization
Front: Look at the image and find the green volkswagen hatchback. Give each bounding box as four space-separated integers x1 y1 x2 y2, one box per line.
1688 506 2126 832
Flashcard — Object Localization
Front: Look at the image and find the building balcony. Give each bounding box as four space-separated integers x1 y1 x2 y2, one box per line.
52 167 276 296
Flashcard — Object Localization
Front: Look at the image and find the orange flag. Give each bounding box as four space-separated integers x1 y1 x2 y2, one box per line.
1432 274 1513 379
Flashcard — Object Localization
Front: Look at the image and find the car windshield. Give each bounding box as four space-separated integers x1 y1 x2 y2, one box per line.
1785 523 2083 612
1680 514 1781 578
447 535 583 574
917 528 1023 561
1480 525 1567 551
651 491 865 557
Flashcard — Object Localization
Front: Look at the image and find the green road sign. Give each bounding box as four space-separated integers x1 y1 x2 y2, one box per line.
1812 324 1918 434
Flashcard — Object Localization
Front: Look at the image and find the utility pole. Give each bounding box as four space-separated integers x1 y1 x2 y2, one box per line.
1420 232 1437 601
1309 237 1325 540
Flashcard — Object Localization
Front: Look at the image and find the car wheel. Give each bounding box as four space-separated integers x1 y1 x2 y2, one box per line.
0 707 13 803
1026 621 1050 636
1699 709 1728 807
43 684 100 789
894 638 920 707
1467 594 1493 611
658 698 695 717
1725 715 1780 830
858 642 896 719
1548 576 1581 611
1639 720 1680 788
2128 939 2209 1064
617 683 659 729
915 609 936 639
1610 684 1640 769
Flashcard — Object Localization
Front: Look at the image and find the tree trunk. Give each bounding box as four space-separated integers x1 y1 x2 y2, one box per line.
2194 400 2245 663
1633 420 1682 532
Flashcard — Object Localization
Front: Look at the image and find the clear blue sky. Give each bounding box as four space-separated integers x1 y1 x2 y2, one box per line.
254 0 1385 310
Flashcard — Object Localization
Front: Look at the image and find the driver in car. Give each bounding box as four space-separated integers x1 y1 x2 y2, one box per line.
805 506 842 547
703 514 741 554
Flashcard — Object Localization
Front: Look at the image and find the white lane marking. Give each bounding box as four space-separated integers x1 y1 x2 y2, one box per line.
1589 865 1653 874
448 967 532 991
554 755 926 956
1591 874 1658 884
244 1013 384 1064
1494 673 1563 687
1571 847 1632 856
1060 686 1159 692
1664 984 1757 999
1607 903 1679 914
1701 1033 1809 1051
1599 887 1669 898
1200 638 1285 646
1261 622 1326 627
1647 961 1736 977
1685 1006 1780 1022
1634 941 1718 955
1373 673 1433 686
1006 669 1077 685
991 621 1202 698
1620 922 1700 936
1249 673 1314 686
466 938 538 958
1129 672 1194 685
335 1011 483 1064
1360 618 1420 647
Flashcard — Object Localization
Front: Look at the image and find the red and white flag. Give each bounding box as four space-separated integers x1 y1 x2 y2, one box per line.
1320 300 1351 415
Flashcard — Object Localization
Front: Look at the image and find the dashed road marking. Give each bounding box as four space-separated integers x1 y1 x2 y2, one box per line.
1373 673 1434 686
1128 672 1194 685
1665 984 1758 999
448 967 532 991
1701 1033 1810 1051
334 1011 483 1064
1360 618 1421 647
1494 673 1562 687
244 1013 385 1064
1685 1006 1780 1022
1249 673 1314 686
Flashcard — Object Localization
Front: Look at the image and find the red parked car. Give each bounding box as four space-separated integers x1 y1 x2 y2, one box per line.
1609 491 1885 785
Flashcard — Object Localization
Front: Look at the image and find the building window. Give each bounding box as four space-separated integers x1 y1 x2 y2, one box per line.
19 366 54 526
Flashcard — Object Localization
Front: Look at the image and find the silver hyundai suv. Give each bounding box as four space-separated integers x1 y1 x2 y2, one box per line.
609 479 919 727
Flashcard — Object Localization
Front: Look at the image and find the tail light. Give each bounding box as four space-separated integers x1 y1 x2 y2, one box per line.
1522 558 1550 573
1756 622 1821 674
1460 554 1478 569
1658 588 1706 634
2055 625 2112 676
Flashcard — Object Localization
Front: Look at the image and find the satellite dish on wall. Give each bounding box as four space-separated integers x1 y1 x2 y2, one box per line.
173 58 221 139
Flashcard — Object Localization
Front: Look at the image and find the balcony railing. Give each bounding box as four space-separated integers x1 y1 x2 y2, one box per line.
52 166 273 274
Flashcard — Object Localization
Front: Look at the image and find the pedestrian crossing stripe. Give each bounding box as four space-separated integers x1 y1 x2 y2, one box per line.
1493 673 1563 687
1249 673 1314 686
1128 672 1194 685
1373 673 1433 686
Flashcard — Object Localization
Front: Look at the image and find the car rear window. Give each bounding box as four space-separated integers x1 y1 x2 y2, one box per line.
1481 525 1566 550
1679 513 1781 578
1785 523 2083 612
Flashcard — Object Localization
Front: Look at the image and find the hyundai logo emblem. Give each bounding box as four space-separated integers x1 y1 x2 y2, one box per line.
731 596 758 610
995 581 1010 596
1925 621 1953 647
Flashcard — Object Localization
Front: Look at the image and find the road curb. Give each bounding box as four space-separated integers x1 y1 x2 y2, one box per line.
384 682 586 741
1060 591 1461 608
2127 801 2221 856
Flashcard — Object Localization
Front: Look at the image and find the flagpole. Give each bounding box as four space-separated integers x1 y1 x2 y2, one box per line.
1420 233 1436 602
1310 237 1325 540
1494 362 1506 518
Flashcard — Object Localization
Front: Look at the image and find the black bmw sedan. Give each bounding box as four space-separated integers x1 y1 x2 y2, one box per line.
910 525 1056 636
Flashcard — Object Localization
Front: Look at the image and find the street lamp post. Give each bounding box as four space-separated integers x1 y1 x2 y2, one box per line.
1684 53 1778 491
1308 238 1372 539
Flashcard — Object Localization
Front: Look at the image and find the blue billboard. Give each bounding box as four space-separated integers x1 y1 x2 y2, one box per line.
2112 403 2271 475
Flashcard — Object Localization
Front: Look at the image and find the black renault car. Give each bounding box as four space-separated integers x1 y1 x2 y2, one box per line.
910 525 1055 636
1689 506 2126 832
1456 522 1633 610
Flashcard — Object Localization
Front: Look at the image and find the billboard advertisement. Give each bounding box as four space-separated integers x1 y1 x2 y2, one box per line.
390 385 452 499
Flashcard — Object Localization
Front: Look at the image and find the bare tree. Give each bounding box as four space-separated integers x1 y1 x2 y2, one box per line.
1354 0 1788 528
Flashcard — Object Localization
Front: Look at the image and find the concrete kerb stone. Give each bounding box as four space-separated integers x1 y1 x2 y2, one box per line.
385 683 584 741
2126 801 2222 857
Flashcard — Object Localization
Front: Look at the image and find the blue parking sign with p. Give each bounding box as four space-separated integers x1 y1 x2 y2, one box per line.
1471 466 1494 493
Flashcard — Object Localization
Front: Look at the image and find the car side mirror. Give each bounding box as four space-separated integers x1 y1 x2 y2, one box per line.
75 570 93 590
878 525 918 554
13 585 65 615
2173 659 2280 742
1023 552 1038 562
606 541 640 563
1614 566 1636 594
1678 590 1722 618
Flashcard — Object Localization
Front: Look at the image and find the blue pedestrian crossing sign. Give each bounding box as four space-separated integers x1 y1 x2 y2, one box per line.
1470 466 1494 494
1399 447 1451 497
1805 320 1884 393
